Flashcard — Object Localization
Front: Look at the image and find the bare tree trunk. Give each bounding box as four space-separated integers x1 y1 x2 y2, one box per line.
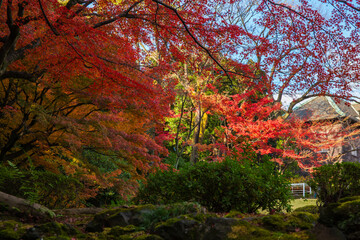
0 191 54 218
190 103 202 164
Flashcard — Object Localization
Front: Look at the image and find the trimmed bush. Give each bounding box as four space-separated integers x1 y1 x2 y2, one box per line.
135 159 292 213
293 205 318 214
308 162 360 206
261 212 317 232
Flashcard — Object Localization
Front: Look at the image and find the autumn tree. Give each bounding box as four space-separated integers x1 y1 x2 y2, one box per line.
161 0 360 168
0 0 260 200
1 0 359 205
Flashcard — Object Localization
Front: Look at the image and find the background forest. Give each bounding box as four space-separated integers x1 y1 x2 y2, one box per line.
1 0 360 209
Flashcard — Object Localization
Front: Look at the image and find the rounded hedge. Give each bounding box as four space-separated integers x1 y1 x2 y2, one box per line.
308 162 360 206
135 159 292 213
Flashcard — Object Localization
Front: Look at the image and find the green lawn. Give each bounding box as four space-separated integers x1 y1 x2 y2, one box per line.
290 198 317 211
259 198 317 214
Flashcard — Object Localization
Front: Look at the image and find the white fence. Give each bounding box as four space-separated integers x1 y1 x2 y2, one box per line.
291 183 312 198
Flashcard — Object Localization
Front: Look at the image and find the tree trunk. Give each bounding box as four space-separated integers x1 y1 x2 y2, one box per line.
0 191 55 219
190 104 202 164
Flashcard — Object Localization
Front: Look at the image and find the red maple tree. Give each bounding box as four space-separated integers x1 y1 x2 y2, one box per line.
1 0 359 200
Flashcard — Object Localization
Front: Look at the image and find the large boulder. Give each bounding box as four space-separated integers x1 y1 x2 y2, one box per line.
153 216 201 240
153 215 242 240
201 217 239 240
86 202 206 233
22 222 82 240
86 205 155 232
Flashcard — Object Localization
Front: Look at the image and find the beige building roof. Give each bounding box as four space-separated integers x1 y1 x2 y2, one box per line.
352 103 360 114
292 96 359 122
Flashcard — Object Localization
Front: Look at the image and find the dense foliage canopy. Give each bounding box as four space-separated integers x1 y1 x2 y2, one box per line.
1 0 360 204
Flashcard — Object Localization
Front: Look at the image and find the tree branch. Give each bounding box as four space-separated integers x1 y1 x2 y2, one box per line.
0 0 21 76
0 71 43 81
336 0 360 11
6 38 41 64
93 0 144 28
38 0 60 36
152 0 234 82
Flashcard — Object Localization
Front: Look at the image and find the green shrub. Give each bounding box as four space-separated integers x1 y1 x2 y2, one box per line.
135 159 292 213
0 162 24 197
318 196 360 237
308 162 360 206
293 205 318 214
31 171 84 208
0 163 84 208
261 212 316 232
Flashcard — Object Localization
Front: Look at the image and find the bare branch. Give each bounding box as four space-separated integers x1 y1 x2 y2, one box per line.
6 0 13 27
6 38 40 63
336 0 360 11
152 0 234 82
38 0 60 36
276 56 309 103
0 0 21 76
93 0 144 28
0 71 40 81
75 0 96 15
266 0 337 39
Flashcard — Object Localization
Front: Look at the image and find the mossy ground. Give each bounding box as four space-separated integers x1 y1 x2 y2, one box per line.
0 220 30 240
0 201 322 240
227 212 317 240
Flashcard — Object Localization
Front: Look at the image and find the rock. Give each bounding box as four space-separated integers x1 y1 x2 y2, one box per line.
108 225 137 236
108 230 164 240
39 222 79 235
0 191 55 220
54 207 105 215
312 223 346 240
21 222 81 240
86 203 206 233
85 208 126 232
0 220 79 240
86 205 155 232
153 216 242 240
154 217 201 240
201 217 238 240
22 227 42 240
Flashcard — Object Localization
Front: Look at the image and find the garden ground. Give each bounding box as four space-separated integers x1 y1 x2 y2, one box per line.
291 199 317 210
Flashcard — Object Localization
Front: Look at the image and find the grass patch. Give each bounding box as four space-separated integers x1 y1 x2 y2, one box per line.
291 199 317 211
259 199 317 214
